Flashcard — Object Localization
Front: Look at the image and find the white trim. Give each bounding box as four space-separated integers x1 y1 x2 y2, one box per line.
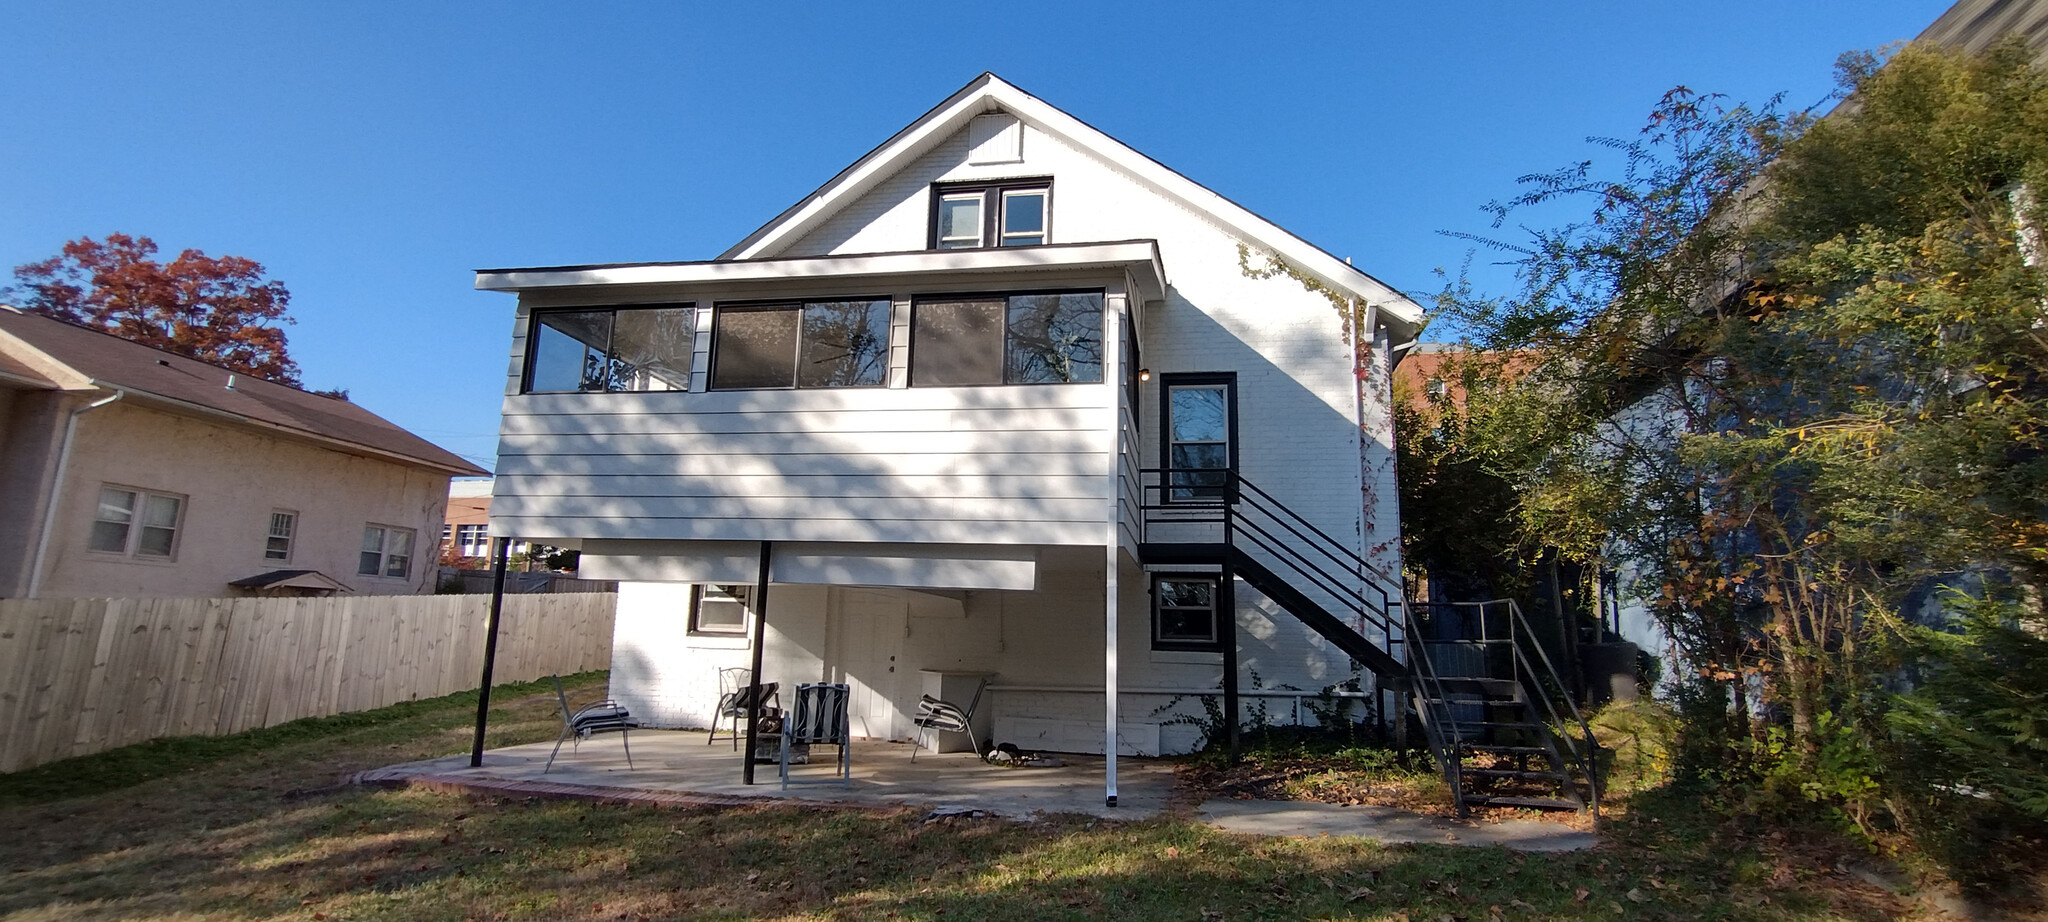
716 73 1424 333
478 241 1168 303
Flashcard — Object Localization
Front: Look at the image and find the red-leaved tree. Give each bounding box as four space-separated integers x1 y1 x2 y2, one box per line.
10 233 302 385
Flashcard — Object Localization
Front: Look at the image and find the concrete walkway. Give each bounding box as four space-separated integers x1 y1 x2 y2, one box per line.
1198 798 1598 851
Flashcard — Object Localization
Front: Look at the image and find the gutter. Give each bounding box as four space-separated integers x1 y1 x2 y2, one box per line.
27 389 124 598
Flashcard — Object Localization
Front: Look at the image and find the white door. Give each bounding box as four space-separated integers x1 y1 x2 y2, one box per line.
829 589 908 740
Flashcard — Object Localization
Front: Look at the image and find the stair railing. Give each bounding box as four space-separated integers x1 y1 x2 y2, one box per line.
1398 597 1468 814
1502 599 1604 816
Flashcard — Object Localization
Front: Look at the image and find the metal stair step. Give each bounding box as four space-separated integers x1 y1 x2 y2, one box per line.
1465 795 1583 811
1452 743 1553 756
1461 767 1568 782
1433 677 1519 695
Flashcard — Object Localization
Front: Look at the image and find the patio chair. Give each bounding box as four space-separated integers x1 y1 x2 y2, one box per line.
780 682 852 789
910 678 987 763
708 667 780 750
545 673 636 774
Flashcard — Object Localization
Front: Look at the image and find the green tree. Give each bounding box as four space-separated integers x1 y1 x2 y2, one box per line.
1436 38 2047 862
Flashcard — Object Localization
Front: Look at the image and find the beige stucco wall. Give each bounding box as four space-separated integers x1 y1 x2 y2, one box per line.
28 399 453 598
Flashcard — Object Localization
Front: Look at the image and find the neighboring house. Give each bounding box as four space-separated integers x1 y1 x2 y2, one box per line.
0 308 488 598
476 73 1425 802
441 477 527 563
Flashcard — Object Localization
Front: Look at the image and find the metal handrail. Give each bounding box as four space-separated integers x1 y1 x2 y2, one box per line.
1502 599 1603 815
1399 596 1465 813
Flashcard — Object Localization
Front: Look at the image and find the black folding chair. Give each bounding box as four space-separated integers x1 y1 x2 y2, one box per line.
545 674 636 773
910 678 987 762
709 667 779 750
780 682 851 789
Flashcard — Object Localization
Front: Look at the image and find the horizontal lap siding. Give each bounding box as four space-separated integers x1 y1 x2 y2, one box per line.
494 386 1114 546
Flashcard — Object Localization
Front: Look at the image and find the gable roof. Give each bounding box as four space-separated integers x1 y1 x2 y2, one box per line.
0 308 487 476
720 72 1427 340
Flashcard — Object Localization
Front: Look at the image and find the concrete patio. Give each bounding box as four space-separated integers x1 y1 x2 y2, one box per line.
358 728 1177 819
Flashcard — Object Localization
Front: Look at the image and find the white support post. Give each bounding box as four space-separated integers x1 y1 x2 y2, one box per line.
1103 297 1125 807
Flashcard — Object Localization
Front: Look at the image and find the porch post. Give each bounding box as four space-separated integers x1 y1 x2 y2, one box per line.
1105 542 1119 807
742 541 772 785
470 536 511 767
1220 556 1240 763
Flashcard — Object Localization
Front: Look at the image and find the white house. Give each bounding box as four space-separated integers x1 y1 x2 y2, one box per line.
476 74 1425 804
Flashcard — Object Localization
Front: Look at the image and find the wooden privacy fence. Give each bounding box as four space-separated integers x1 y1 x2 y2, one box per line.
0 592 615 773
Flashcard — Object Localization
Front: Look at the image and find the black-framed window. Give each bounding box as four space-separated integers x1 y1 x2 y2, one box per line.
691 584 750 635
1153 574 1222 650
1161 373 1238 501
525 304 695 393
911 290 1103 386
930 178 1050 249
710 298 891 390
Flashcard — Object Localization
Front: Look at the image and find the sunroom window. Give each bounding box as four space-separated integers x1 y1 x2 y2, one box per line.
525 305 695 393
911 291 1103 386
710 299 891 390
930 179 1050 249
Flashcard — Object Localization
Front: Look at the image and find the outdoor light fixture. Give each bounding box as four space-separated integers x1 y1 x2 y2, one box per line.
1138 368 1151 381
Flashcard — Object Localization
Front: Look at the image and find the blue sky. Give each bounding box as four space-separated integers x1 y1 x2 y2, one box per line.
2 2 1952 469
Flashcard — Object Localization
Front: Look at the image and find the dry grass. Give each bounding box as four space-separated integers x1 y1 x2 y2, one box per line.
0 675 1951 922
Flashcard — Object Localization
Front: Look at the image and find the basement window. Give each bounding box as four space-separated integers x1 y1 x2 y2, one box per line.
709 299 891 390
930 179 1050 249
525 304 695 393
691 585 750 634
1153 575 1222 650
910 290 1103 386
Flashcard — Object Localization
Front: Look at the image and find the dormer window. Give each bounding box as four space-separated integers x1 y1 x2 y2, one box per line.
931 179 1050 249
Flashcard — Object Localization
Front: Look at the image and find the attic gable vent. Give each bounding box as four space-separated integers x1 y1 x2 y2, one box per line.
967 113 1023 165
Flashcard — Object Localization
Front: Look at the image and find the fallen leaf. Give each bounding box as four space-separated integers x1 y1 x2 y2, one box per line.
1574 887 1590 903
1164 846 1180 858
1627 888 1647 903
1347 887 1376 902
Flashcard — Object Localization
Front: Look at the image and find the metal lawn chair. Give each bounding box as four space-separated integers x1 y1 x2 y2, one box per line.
780 682 851 789
910 678 987 762
708 666 779 750
545 673 636 773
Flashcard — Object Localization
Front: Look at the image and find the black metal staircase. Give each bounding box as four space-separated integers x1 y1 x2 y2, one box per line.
1138 468 1603 817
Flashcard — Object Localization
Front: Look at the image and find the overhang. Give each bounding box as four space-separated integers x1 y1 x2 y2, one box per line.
475 239 1168 303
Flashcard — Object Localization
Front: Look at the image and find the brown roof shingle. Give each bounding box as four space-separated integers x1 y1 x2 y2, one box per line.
0 309 487 475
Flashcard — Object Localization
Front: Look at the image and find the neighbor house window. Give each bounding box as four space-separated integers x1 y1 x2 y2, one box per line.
709 299 891 390
359 525 414 579
691 584 750 634
524 304 695 393
455 524 489 558
264 510 296 562
911 291 1103 385
930 179 1049 249
88 486 183 559
1153 575 1222 650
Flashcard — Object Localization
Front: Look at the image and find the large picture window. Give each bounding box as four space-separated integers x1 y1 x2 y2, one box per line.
930 179 1050 249
710 299 891 390
525 304 695 393
911 291 1103 386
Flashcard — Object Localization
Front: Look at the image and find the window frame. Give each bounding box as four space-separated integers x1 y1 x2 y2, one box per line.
927 177 1053 250
87 484 185 561
689 584 752 636
454 524 489 558
520 302 697 394
707 297 894 391
1159 372 1239 503
264 509 297 563
908 288 1106 387
358 524 416 580
1151 573 1224 651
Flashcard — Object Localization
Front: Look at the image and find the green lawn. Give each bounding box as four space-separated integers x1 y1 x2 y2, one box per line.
1 673 1911 921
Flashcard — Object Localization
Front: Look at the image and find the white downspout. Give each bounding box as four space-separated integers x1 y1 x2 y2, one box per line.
27 389 124 598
